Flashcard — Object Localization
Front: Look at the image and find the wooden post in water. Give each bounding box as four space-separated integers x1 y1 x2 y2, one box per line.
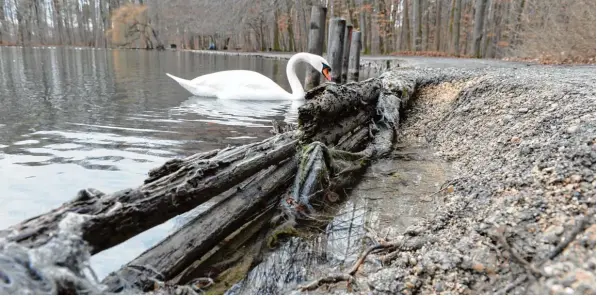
305 6 327 90
347 31 362 82
327 18 346 83
341 24 353 83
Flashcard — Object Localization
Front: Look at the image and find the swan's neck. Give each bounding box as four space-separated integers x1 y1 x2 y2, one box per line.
286 53 309 100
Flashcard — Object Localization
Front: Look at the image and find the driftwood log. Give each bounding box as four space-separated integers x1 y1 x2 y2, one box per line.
0 70 421 294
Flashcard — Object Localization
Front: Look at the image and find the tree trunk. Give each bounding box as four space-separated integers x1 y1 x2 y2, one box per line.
365 0 372 54
423 0 430 51
472 0 488 58
375 0 384 54
509 0 525 49
413 0 421 51
401 0 411 51
484 0 497 58
273 8 281 51
434 0 442 51
348 0 358 27
0 0 5 44
287 5 295 52
296 0 308 51
359 3 368 53
451 0 462 55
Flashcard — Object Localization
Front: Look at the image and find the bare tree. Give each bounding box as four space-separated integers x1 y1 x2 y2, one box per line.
412 0 421 51
0 0 591 63
434 0 442 51
450 0 462 55
400 0 411 51
472 0 487 57
0 0 5 44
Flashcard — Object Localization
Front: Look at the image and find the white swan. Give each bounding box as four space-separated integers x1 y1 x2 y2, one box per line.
165 52 332 101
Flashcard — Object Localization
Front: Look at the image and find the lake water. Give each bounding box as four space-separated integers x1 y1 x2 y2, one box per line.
0 46 378 278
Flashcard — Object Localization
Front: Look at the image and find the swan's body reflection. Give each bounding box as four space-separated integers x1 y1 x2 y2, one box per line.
172 96 304 127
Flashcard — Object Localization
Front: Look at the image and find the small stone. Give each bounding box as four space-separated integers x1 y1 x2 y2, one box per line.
518 107 529 113
575 269 594 282
545 225 565 239
571 175 582 182
471 263 485 272
511 136 521 144
566 125 579 134
434 282 444 292
446 185 455 193
544 265 555 276
409 257 418 266
551 284 565 294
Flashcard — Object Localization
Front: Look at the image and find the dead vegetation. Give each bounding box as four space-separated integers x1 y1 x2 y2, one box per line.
107 4 164 50
508 0 596 64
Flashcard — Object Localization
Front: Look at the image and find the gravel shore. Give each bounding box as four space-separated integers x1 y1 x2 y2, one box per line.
361 65 596 294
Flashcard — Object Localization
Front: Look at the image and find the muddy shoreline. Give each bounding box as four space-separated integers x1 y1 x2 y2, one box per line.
224 66 595 294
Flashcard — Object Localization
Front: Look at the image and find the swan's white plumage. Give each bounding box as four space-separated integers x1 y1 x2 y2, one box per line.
166 52 331 101
166 70 289 100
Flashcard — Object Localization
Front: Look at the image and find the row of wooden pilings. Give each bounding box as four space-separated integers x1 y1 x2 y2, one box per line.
304 6 362 89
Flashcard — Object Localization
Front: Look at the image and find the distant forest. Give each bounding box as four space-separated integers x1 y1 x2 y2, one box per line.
0 0 594 63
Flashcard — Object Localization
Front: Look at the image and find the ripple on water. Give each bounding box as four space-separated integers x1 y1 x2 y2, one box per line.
170 96 304 127
30 130 182 147
13 139 41 145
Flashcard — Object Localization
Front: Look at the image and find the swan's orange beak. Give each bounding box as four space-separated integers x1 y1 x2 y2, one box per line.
322 67 332 81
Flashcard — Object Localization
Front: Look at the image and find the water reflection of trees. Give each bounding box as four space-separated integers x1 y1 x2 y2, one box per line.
0 48 372 159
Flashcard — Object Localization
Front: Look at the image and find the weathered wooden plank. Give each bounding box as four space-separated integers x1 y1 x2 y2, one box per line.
305 5 328 90
348 31 362 82
327 18 346 83
341 24 353 83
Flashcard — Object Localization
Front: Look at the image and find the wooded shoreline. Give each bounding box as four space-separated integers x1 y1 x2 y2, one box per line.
1 0 593 64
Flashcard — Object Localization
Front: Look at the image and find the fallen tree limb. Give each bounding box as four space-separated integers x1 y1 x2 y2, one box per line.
101 160 297 292
298 274 354 292
298 234 428 292
1 132 297 254
299 79 382 142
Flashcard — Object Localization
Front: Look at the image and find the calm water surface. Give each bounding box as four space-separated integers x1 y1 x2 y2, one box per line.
0 46 378 278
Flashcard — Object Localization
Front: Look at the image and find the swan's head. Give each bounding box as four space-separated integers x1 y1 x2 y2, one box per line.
307 54 332 81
